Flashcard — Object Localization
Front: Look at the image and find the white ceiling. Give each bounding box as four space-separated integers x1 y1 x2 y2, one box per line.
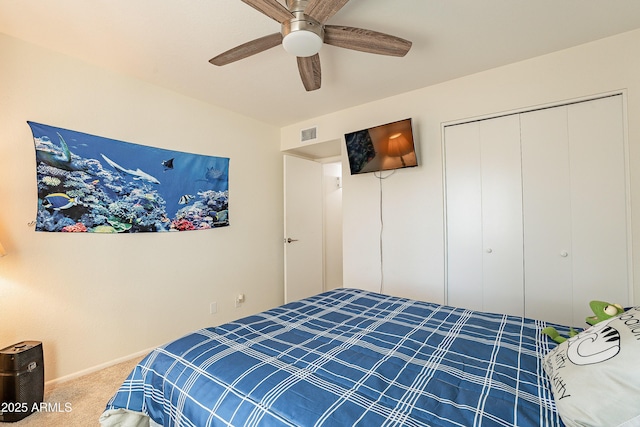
2 0 640 127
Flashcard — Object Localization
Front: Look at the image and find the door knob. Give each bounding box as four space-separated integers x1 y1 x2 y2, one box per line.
486 248 493 253
285 238 299 243
560 251 568 257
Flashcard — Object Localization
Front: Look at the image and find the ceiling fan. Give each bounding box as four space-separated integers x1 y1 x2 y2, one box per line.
209 0 412 91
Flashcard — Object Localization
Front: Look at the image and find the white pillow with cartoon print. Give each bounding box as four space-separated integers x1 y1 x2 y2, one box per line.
543 306 640 427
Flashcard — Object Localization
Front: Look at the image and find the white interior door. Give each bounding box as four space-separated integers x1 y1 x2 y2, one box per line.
521 106 574 326
445 122 484 311
478 115 524 316
284 155 324 303
445 115 524 316
567 95 629 326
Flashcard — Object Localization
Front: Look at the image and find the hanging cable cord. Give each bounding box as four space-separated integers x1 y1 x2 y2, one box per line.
373 170 396 294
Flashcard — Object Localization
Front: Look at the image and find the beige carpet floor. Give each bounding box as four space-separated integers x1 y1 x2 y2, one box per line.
12 356 144 427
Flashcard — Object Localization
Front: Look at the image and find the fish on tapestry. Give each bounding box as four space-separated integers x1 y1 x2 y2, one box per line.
161 158 174 171
28 121 230 233
178 194 195 205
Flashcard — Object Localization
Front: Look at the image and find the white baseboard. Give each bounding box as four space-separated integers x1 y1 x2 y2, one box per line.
45 347 155 387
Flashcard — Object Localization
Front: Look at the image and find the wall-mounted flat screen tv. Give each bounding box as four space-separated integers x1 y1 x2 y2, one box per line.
344 118 418 175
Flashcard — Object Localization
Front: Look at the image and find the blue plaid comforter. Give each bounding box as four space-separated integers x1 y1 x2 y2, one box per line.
103 288 565 426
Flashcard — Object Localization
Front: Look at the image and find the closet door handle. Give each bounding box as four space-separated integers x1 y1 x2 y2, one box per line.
560 251 568 257
486 248 493 254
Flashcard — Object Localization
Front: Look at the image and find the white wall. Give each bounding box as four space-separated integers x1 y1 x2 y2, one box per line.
282 29 640 305
0 34 284 381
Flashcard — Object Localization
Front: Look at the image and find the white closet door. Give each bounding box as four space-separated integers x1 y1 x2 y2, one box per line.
521 107 574 326
521 95 628 327
446 95 629 326
445 115 524 315
567 96 628 326
479 115 524 316
445 122 483 311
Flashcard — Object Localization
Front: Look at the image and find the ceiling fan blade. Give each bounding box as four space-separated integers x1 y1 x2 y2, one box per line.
297 54 321 91
304 0 350 23
210 33 283 66
241 0 294 23
324 25 412 57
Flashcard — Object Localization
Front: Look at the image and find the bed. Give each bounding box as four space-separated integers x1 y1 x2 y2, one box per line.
99 288 583 427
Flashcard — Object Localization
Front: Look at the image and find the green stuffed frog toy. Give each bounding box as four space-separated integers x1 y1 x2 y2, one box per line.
542 300 625 344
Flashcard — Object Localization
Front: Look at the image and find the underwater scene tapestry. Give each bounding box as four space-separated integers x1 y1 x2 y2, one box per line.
28 121 229 233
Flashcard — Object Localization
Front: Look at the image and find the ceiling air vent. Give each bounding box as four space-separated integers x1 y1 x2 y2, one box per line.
300 126 318 143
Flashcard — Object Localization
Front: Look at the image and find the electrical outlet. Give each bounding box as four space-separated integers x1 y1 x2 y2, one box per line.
210 302 217 315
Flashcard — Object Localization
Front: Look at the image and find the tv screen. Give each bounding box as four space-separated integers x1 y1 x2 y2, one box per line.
344 118 418 175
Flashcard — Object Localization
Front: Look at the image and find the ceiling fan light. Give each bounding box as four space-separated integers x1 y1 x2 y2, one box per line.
283 30 323 57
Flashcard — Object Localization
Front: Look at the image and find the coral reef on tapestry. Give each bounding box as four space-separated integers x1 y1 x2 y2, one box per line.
28 122 229 233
